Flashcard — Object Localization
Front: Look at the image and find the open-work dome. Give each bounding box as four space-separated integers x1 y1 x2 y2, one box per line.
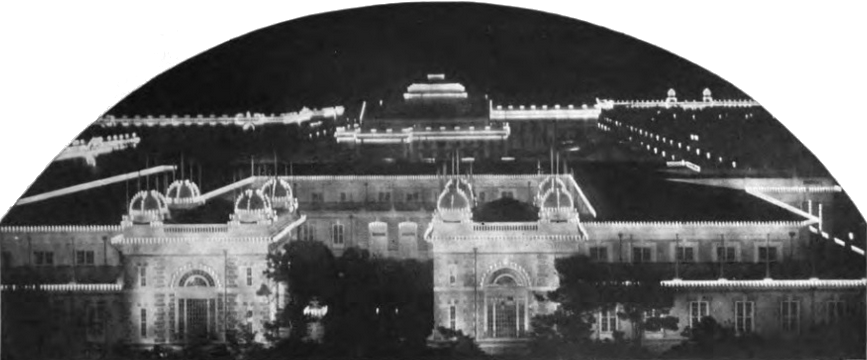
437 179 472 222
259 177 297 211
128 190 169 223
166 179 201 203
233 189 275 223
536 176 577 222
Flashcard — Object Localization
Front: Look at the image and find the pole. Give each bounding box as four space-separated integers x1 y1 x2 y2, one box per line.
674 234 680 279
719 234 725 278
765 234 771 279
473 247 478 339
224 249 229 340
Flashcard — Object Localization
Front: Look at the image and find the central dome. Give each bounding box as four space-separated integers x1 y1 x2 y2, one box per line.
166 179 202 209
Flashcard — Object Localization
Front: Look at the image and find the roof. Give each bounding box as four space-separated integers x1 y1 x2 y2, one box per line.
573 162 804 222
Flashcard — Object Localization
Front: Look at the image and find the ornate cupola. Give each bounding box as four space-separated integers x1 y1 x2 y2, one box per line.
436 179 473 223
165 179 202 209
702 88 713 102
536 176 579 223
232 189 276 224
666 88 677 103
259 177 297 212
127 190 170 224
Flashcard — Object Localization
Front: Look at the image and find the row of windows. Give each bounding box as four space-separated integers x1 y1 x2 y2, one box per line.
299 223 421 247
596 299 845 333
587 245 779 263
2 250 98 266
597 299 849 334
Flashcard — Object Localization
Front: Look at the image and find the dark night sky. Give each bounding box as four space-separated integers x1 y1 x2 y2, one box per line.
108 2 746 116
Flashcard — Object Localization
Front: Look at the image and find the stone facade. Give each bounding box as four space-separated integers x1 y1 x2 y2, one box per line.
1 172 863 356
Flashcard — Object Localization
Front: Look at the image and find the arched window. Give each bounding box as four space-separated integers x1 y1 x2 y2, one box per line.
488 268 523 287
178 269 216 287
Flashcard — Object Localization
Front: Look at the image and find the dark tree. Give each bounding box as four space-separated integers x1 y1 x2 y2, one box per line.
534 254 678 354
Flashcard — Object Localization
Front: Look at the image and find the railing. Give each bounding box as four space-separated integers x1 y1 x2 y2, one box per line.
97 106 345 128
1 283 122 292
163 224 229 234
0 225 123 233
583 220 809 228
473 223 538 232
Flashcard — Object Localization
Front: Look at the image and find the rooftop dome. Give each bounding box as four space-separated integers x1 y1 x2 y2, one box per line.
128 190 169 223
233 189 275 223
540 187 574 209
259 178 297 211
536 176 578 222
538 176 568 197
666 88 677 102
166 180 201 202
436 180 472 222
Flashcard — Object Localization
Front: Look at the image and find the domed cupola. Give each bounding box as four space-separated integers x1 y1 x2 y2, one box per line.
436 179 473 223
259 177 297 212
232 189 275 224
127 190 169 224
702 88 713 102
666 88 677 103
537 176 578 223
165 179 202 209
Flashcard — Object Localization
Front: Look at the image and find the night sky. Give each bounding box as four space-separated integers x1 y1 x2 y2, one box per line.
108 2 746 116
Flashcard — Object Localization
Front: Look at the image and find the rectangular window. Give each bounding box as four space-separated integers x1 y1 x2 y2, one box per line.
311 193 324 203
758 246 778 262
827 300 845 324
689 301 709 327
716 246 736 262
34 251 54 266
735 301 754 333
449 304 457 330
331 224 345 245
378 192 391 202
139 266 147 287
406 192 420 202
501 191 514 199
448 264 457 285
299 223 315 241
632 247 652 263
87 301 106 338
140 308 147 337
781 299 799 332
246 267 253 286
479 192 486 203
340 192 347 202
1 251 11 268
675 246 695 262
76 250 95 266
589 246 608 262
599 309 617 332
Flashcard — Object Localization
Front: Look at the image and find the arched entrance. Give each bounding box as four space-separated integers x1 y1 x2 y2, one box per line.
483 268 528 339
175 269 219 343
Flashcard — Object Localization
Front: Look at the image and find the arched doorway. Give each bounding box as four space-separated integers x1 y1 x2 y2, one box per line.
175 269 218 343
484 268 528 339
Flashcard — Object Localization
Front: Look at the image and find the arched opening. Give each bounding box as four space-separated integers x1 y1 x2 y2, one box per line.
484 268 528 339
175 269 219 343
